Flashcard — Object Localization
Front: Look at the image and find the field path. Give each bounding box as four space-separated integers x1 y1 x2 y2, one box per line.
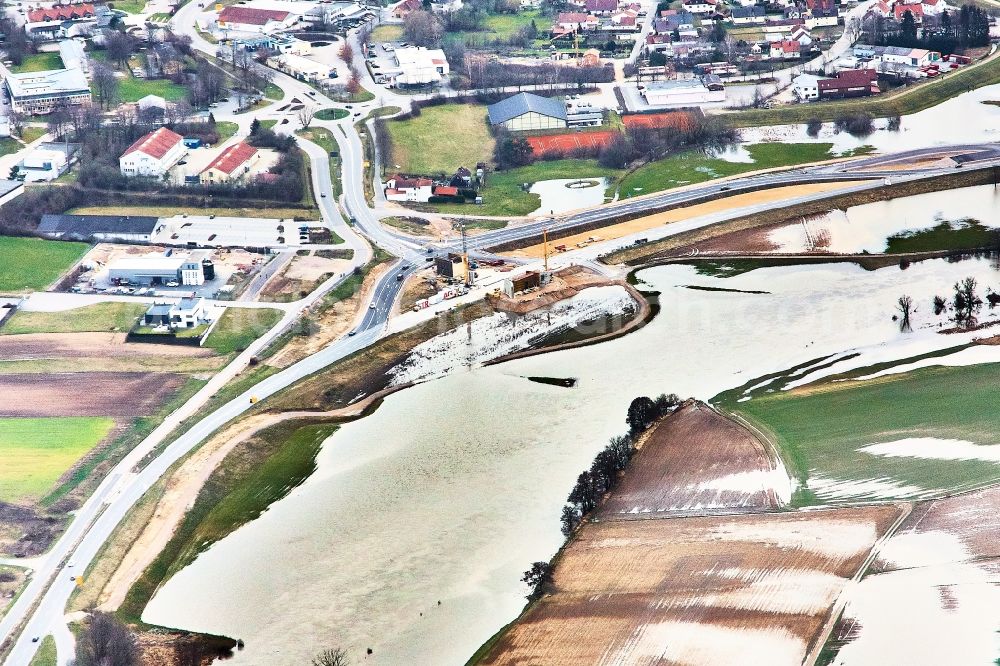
802 501 913 666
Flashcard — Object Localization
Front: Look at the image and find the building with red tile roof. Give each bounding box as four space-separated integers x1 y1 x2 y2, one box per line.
119 127 185 177
217 6 294 32
27 4 95 23
200 141 260 183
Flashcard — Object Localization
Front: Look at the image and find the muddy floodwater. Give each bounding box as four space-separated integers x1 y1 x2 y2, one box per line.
768 183 1000 253
529 177 610 215
144 257 1000 665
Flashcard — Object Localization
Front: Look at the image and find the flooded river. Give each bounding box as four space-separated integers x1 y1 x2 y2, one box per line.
144 255 1000 665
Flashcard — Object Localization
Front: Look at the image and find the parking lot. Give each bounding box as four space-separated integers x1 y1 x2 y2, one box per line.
152 215 307 248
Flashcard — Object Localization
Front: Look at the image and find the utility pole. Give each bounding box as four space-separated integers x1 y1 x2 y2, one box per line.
543 227 549 272
461 223 474 287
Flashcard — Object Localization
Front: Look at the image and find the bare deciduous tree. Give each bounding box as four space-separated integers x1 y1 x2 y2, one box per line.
312 647 350 666
298 105 316 128
896 294 914 332
75 612 140 666
91 62 120 109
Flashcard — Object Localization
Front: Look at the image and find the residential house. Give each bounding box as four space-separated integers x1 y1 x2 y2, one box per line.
486 92 567 131
4 68 91 114
585 0 619 14
805 0 839 27
818 68 879 99
554 11 600 33
385 175 434 202
216 6 296 33
119 127 185 178
25 3 96 39
392 0 423 18
432 185 459 197
200 142 260 184
682 0 715 14
450 167 473 187
27 4 96 22
790 25 813 45
143 297 209 329
792 73 821 99
893 2 924 22
770 39 801 58
731 6 766 24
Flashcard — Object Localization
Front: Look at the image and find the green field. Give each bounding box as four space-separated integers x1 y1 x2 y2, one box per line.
10 52 63 73
96 76 188 103
723 360 1000 506
109 0 147 13
120 421 335 623
370 24 404 42
617 143 850 199
203 307 282 355
215 121 239 143
885 220 998 253
433 159 622 217
1 302 146 334
21 126 47 144
451 9 552 43
386 103 495 175
0 237 89 293
0 417 116 503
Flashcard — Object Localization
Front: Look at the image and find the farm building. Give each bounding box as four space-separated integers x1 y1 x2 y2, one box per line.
200 142 260 184
108 251 208 286
5 68 91 114
36 214 160 243
119 127 186 178
487 93 567 131
640 79 726 106
818 68 879 99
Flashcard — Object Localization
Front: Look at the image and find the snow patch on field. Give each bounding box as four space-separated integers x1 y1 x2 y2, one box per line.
833 531 1000 666
853 345 1000 382
691 465 793 506
702 568 846 615
860 438 1000 464
707 517 878 559
389 286 636 385
806 473 935 501
609 620 806 666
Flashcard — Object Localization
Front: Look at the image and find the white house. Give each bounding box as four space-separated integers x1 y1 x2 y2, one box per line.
792 73 821 100
143 297 210 329
119 127 185 178
391 47 450 87
384 175 434 202
682 0 715 13
770 39 801 58
790 26 813 45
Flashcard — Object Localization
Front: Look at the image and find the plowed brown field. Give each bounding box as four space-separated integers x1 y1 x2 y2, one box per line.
482 507 902 666
0 373 187 417
597 401 787 517
0 332 216 359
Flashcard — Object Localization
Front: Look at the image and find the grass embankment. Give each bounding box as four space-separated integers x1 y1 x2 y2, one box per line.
1 302 146 335
434 159 621 217
382 215 433 235
0 417 115 503
119 421 336 624
296 126 343 197
215 121 239 143
604 166 1000 265
27 636 56 666
10 52 63 73
267 299 494 411
315 108 349 121
70 204 320 220
723 49 1000 127
617 143 859 199
386 103 495 175
722 361 1000 506
0 236 89 293
203 307 283 355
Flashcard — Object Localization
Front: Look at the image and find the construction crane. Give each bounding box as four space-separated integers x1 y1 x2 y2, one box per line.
461 223 474 287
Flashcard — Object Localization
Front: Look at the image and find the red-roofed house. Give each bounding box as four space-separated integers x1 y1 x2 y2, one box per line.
392 0 422 18
894 2 924 21
554 12 600 32
585 0 619 14
385 175 434 202
119 127 185 177
27 4 95 23
770 40 801 58
200 142 260 184
217 6 294 33
433 185 459 197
